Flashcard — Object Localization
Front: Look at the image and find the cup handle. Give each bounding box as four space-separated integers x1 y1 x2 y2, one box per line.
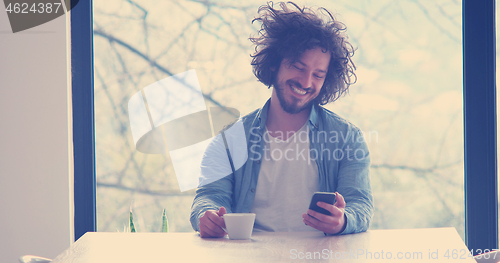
221 215 227 233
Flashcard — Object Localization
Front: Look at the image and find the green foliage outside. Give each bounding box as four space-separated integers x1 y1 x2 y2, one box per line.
128 207 168 233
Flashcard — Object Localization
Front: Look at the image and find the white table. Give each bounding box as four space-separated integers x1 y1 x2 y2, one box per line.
52 227 476 262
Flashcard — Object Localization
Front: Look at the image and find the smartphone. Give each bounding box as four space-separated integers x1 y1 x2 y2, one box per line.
308 192 337 216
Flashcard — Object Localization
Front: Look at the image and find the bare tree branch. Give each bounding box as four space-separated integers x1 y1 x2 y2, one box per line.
371 160 461 173
97 181 194 196
94 28 235 111
410 0 460 43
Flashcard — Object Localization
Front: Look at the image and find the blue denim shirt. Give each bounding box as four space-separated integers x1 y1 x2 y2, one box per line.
190 100 373 234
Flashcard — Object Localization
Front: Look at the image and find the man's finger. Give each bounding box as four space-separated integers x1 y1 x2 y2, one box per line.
199 210 226 237
200 219 225 236
207 211 225 228
302 213 329 232
218 207 227 228
334 192 346 209
303 211 344 234
207 217 226 233
306 208 325 222
315 201 344 218
316 201 336 216
200 227 217 238
200 224 225 238
218 206 227 216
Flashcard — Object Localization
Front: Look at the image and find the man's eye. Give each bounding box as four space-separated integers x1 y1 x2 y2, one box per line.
293 65 304 71
315 74 325 79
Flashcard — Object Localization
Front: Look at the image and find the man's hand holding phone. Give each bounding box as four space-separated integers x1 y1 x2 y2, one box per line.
302 192 347 235
199 206 227 238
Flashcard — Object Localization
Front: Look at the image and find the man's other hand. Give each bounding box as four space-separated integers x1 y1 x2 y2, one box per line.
302 192 347 235
199 206 227 238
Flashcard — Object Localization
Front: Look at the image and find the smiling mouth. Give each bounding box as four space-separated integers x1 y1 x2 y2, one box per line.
290 83 307 95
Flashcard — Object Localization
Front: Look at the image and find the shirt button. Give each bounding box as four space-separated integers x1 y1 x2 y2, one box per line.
256 160 261 164
251 188 256 193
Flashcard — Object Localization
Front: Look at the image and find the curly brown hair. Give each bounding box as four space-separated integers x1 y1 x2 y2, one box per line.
250 1 356 105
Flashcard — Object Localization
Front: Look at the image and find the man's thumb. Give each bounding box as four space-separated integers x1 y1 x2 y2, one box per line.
335 192 346 209
218 206 227 216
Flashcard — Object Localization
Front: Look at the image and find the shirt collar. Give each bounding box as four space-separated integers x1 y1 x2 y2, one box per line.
308 103 320 131
255 99 270 131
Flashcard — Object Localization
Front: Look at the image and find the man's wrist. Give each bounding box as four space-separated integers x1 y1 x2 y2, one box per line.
325 214 348 236
338 213 348 233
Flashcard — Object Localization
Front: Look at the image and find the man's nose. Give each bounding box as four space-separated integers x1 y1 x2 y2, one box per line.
299 71 314 89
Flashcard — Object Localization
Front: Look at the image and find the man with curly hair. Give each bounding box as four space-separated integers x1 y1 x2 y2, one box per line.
191 2 373 238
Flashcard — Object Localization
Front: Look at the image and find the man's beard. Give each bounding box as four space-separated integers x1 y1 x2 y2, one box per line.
274 79 316 114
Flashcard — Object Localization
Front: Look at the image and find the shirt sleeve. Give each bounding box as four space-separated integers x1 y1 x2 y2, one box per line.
190 133 235 231
335 126 373 235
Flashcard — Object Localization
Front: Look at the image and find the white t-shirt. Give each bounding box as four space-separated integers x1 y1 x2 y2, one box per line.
250 123 320 232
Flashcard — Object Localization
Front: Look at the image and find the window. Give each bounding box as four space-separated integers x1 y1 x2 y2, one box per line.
72 0 497 250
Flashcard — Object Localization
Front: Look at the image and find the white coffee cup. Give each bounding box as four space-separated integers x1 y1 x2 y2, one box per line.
223 213 256 240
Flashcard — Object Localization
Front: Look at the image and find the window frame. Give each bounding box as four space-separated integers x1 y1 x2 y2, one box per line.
71 0 498 250
71 0 96 240
463 0 498 252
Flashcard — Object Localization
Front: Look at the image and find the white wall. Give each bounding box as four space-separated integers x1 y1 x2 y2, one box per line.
0 9 71 263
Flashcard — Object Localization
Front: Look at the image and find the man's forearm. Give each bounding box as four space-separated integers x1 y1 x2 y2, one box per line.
190 183 233 231
341 196 373 234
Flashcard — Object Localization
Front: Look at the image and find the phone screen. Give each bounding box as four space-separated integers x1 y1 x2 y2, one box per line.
308 192 337 216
